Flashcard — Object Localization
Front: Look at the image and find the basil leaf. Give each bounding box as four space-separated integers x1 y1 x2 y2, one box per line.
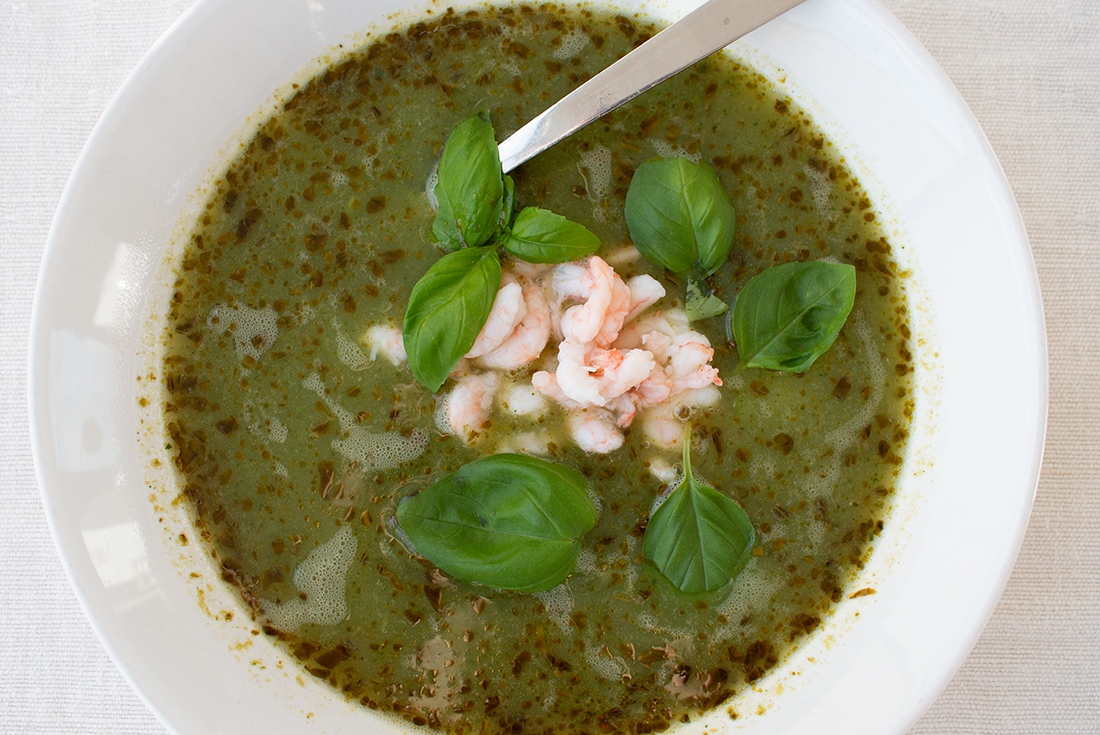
396 454 598 593
500 174 517 230
431 112 505 250
402 246 502 392
732 261 856 372
500 207 602 264
643 426 755 594
685 276 728 322
624 157 736 276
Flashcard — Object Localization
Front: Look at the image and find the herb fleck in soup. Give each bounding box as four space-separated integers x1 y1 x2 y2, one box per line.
162 4 914 733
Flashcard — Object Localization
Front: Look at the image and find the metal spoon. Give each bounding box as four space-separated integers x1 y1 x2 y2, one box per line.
498 0 808 172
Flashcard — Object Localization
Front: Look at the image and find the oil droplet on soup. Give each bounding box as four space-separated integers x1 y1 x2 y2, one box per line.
161 5 915 733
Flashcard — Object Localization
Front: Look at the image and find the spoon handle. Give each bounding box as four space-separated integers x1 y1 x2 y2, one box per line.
498 0 807 172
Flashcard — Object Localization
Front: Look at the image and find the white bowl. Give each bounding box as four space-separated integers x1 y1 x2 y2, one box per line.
29 0 1047 733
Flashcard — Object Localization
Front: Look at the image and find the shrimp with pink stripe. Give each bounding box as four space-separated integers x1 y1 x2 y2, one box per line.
434 254 723 456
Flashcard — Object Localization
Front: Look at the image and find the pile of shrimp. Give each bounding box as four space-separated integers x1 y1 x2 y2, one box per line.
367 254 723 454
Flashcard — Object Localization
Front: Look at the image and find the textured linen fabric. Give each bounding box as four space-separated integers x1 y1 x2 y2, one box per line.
889 1 1100 731
1 0 1096 733
2 4 196 733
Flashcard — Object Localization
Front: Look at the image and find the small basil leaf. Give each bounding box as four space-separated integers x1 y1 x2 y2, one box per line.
624 157 736 276
500 174 517 230
500 207 602 264
396 454 598 593
732 261 857 372
431 112 504 250
643 427 755 594
402 246 502 392
685 276 729 322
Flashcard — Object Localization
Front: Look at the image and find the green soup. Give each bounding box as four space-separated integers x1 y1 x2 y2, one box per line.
162 4 914 733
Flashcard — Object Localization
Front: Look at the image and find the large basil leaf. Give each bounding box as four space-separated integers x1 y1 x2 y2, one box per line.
624 157 736 276
402 246 502 392
643 426 754 594
732 261 856 372
396 454 598 593
500 207 602 264
431 112 505 250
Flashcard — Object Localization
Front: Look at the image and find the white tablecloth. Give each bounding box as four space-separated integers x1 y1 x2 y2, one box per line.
2 0 1097 732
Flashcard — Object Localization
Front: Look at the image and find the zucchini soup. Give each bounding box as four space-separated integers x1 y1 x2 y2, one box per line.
160 4 913 733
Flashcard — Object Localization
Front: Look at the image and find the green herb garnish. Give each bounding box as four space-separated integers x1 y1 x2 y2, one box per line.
500 174 517 230
431 111 506 250
396 454 598 593
731 261 857 372
500 207 601 264
685 276 729 322
624 156 736 276
402 246 502 392
406 112 602 392
643 425 755 594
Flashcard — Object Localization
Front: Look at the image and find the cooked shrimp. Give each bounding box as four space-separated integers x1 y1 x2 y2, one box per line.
509 259 551 284
606 393 640 428
553 340 606 406
641 409 684 449
613 308 690 352
666 336 723 392
640 330 674 361
604 244 642 267
499 429 557 457
477 276 552 371
640 385 720 449
448 357 475 381
557 259 635 349
608 366 673 427
632 368 673 406
613 308 721 396
568 409 624 454
594 276 633 348
466 275 526 358
648 455 680 485
624 275 666 324
498 379 548 417
434 255 723 456
589 347 656 400
539 361 647 427
362 324 407 366
439 372 499 443
530 370 585 409
677 385 722 407
547 341 655 417
558 268 611 345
